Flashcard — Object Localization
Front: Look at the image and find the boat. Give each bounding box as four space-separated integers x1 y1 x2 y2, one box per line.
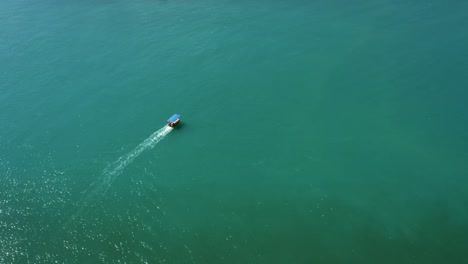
167 114 181 127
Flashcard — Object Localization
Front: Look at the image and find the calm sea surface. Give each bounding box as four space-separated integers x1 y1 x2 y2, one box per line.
1 0 468 263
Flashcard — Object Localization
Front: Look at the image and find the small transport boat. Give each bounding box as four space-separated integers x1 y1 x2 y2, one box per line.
167 114 181 127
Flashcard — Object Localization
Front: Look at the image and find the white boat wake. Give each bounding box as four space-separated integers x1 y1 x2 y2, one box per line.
68 126 173 223
100 125 173 189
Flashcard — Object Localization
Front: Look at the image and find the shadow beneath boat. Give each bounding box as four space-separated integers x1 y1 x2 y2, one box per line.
172 122 186 130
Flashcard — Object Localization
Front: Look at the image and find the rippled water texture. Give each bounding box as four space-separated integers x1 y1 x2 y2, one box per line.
1 0 468 263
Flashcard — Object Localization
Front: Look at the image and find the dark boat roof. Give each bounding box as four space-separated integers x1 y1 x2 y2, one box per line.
167 114 180 123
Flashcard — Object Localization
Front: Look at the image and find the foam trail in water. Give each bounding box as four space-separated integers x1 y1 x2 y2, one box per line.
68 126 173 223
100 125 173 190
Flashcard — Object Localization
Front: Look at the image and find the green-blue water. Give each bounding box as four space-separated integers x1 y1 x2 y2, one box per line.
1 0 468 263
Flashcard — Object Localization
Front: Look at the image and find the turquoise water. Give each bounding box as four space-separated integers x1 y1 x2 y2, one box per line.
1 0 468 263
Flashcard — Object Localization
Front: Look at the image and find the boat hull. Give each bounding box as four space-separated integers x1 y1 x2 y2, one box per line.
167 118 180 127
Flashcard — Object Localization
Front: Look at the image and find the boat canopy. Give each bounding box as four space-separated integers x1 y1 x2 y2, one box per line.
167 114 180 123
